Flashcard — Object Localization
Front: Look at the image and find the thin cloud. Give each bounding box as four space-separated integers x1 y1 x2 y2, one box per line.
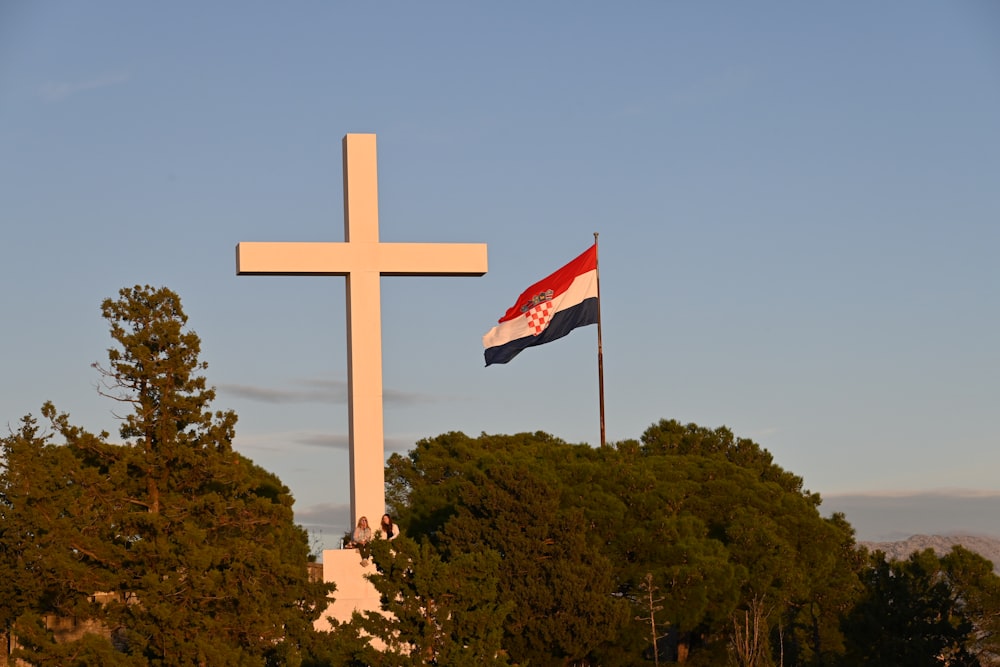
295 502 351 546
220 380 348 405
38 72 130 102
296 501 350 526
384 387 438 407
231 430 340 452
234 429 415 453
220 377 437 407
294 432 350 449
293 431 415 452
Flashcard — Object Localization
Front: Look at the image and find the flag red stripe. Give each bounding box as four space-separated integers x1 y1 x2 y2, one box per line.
496 244 597 324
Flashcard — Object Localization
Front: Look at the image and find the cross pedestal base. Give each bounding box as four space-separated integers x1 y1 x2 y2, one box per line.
313 549 382 631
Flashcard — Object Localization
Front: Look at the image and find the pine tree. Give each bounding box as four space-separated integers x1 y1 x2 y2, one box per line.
3 286 332 666
844 548 978 666
941 545 1000 665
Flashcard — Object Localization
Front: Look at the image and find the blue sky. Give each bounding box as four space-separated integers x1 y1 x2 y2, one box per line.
2 2 998 546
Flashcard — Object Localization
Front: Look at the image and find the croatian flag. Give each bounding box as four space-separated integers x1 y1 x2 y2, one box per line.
483 244 599 366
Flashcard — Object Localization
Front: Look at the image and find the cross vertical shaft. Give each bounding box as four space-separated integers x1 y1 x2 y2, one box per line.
342 134 385 528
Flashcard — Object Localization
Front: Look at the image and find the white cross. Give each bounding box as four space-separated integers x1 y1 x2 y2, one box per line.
236 133 488 529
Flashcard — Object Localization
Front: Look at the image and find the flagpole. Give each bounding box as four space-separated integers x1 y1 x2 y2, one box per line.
594 232 606 448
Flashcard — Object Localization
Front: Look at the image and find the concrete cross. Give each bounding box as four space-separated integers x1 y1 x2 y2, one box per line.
236 133 487 530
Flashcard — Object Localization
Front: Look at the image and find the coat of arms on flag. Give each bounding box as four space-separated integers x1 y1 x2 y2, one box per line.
525 299 554 335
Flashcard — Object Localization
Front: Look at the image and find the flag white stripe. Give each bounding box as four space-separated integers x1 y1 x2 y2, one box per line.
482 269 598 349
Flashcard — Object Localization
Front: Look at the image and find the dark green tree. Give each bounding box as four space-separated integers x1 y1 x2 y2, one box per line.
387 431 630 666
604 422 861 666
940 545 1000 665
588 453 741 665
349 536 511 665
385 423 863 666
440 459 627 664
843 548 978 666
3 286 333 666
1 411 130 666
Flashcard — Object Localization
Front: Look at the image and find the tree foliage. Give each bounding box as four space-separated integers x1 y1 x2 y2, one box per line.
1 286 333 666
383 431 629 665
843 546 1000 666
941 545 1000 665
0 411 127 666
348 536 511 666
381 421 863 666
376 421 1000 666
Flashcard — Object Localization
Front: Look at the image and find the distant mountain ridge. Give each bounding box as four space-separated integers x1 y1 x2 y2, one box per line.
860 534 1000 572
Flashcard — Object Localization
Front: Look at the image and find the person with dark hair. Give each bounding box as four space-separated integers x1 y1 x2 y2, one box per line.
380 513 399 540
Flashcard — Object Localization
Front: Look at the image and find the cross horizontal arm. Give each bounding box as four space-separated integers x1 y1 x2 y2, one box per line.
236 242 488 276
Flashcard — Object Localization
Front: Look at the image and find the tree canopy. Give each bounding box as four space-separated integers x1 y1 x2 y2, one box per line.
364 422 1000 666
843 545 1000 666
1 286 332 666
372 422 864 665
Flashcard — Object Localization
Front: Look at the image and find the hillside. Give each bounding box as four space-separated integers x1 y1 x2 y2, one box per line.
860 534 1000 571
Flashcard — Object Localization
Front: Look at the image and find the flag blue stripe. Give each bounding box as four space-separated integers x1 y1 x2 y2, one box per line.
484 297 599 366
